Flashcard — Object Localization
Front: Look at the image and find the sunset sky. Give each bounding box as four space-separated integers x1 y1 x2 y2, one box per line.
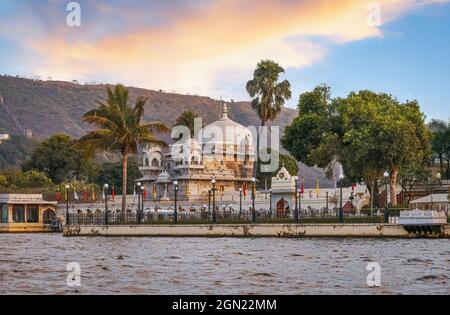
0 0 449 119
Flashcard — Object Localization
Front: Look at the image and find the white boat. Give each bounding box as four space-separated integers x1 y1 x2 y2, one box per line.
399 209 447 226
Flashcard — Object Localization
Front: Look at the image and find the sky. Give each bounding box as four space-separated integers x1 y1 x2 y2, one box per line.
0 0 449 120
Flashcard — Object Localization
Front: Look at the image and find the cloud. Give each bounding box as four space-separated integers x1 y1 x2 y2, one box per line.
0 0 448 99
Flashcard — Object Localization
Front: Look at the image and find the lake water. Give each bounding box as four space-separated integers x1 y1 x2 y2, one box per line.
0 234 449 295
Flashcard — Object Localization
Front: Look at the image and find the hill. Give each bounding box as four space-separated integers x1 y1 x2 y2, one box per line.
0 76 333 187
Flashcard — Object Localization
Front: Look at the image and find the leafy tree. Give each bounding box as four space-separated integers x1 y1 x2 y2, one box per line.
246 60 291 175
78 84 170 211
22 134 95 184
428 119 450 179
282 87 431 206
12 171 53 188
96 158 142 195
174 110 199 138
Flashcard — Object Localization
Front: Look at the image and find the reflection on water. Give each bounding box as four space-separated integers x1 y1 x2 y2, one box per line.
0 234 449 295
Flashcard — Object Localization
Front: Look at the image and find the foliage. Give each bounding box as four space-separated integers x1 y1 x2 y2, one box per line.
0 170 53 189
282 86 431 206
21 134 97 184
77 84 170 211
428 119 450 179
246 60 292 175
174 110 199 138
96 157 142 194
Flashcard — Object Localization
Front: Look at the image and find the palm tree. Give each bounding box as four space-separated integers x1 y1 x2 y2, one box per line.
428 119 450 178
78 84 170 212
174 110 199 138
246 60 292 175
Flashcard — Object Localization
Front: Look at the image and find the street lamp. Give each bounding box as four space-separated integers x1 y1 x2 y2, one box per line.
251 177 256 223
137 182 142 215
211 178 216 224
140 186 145 223
104 183 109 225
65 184 70 226
173 180 178 224
339 174 344 223
384 171 389 223
294 179 299 223
239 188 243 218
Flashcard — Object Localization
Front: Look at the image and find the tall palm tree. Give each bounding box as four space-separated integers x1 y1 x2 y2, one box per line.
246 60 292 176
428 119 450 178
78 84 170 212
174 110 199 138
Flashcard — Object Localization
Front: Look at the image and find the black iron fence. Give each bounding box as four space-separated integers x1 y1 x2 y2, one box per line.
68 210 392 226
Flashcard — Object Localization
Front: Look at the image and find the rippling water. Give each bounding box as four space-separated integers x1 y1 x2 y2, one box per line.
0 234 449 295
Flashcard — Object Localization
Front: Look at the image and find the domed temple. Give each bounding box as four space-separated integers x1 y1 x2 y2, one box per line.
137 103 255 201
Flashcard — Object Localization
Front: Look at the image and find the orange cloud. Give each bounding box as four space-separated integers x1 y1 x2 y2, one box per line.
4 0 448 98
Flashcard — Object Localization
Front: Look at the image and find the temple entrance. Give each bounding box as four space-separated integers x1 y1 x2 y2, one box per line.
276 198 288 217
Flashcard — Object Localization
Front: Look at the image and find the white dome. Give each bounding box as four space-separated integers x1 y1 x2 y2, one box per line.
201 102 253 147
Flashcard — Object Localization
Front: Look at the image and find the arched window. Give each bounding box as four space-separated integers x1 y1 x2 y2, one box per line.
145 158 150 167
151 158 160 167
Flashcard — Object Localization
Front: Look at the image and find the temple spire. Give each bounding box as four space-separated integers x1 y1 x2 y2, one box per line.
221 99 228 119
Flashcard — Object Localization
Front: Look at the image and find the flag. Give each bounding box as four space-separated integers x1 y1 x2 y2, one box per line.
153 185 157 200
352 183 356 193
112 185 115 202
83 189 87 202
74 190 79 200
316 177 320 198
133 186 136 203
242 182 247 198
143 187 147 201
64 188 68 201
55 191 61 202
102 187 106 200
252 182 256 199
300 178 305 195
92 190 95 201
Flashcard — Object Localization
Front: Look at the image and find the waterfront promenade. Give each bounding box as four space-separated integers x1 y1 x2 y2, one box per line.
64 223 450 238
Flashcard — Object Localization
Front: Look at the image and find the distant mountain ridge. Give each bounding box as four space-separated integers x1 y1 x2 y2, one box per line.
0 75 333 187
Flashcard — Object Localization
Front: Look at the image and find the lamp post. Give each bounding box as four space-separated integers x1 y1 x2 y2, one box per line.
173 180 178 224
251 177 256 223
211 178 216 224
239 188 243 218
294 179 299 223
104 183 109 225
208 190 211 214
384 171 389 223
136 182 142 223
65 184 70 226
339 174 344 223
140 186 145 223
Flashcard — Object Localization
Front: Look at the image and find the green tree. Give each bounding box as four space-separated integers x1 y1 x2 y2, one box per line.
282 87 431 206
78 84 170 211
428 119 450 178
22 134 95 184
12 171 53 188
174 110 199 138
246 60 291 175
96 157 142 194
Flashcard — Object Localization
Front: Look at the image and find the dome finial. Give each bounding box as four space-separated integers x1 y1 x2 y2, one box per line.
221 99 228 119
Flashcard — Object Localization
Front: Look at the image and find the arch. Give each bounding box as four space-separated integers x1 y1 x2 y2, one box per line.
276 198 290 218
43 209 56 225
151 158 160 167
